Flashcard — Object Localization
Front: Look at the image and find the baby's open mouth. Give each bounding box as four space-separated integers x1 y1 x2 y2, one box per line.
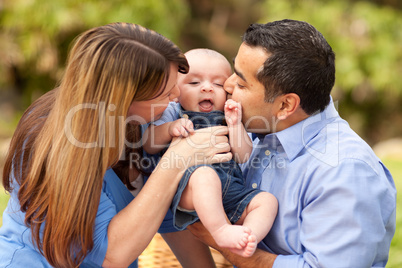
199 99 213 112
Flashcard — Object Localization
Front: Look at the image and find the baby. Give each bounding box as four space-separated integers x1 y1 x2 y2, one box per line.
143 49 278 257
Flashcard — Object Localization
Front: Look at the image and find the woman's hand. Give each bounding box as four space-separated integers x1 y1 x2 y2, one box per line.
162 125 232 171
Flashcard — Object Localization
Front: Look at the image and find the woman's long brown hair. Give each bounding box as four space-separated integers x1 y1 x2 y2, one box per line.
2 23 188 267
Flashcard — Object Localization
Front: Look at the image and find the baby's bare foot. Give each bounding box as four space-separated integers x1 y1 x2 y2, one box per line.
211 224 251 249
229 233 257 257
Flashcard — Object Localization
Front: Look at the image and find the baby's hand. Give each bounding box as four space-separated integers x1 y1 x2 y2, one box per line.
225 99 242 126
169 118 194 137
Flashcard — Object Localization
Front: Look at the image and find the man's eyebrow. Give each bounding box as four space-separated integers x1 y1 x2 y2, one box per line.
232 57 247 83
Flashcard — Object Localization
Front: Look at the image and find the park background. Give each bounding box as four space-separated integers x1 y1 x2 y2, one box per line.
0 0 401 267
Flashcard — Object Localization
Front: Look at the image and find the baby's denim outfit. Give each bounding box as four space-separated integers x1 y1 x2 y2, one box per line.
156 103 263 230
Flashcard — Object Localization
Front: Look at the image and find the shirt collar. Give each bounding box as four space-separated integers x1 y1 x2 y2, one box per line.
255 98 339 162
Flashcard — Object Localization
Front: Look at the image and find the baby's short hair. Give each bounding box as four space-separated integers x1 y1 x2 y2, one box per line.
185 48 229 64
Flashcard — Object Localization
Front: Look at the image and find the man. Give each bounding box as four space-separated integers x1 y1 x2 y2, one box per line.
188 19 396 268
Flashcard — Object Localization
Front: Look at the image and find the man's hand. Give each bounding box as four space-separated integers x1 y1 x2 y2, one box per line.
187 221 219 249
188 221 277 268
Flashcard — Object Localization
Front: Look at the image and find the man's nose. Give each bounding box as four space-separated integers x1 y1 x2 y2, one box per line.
223 73 235 94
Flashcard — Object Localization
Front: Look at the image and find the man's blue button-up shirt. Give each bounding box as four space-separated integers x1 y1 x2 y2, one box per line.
242 100 396 268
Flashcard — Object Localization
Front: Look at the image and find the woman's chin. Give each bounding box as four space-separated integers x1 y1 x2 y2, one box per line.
150 114 162 122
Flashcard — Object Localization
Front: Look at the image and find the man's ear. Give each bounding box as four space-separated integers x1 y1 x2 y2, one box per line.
276 93 300 120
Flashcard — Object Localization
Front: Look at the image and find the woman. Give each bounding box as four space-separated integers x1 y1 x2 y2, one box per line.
0 23 231 268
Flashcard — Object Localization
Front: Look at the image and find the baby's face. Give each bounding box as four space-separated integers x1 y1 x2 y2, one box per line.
177 54 231 113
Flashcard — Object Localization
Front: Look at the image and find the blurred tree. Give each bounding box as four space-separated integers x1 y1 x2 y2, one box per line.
175 0 402 144
179 0 264 60
254 0 402 144
0 0 189 108
359 0 402 9
0 0 401 145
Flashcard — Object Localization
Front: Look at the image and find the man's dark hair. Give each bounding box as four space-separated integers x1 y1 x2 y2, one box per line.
243 19 335 114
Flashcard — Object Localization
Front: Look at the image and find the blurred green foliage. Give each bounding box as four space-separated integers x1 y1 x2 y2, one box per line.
0 0 401 144
386 157 402 268
0 0 189 106
260 0 402 95
258 0 402 143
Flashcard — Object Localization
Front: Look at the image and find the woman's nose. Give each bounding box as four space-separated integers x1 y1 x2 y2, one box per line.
223 73 235 94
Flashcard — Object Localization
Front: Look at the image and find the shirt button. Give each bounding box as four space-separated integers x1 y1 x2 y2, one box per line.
182 114 189 119
252 183 258 189
265 150 271 156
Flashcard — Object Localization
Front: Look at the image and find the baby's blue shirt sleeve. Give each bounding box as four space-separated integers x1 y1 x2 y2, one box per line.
153 102 180 126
